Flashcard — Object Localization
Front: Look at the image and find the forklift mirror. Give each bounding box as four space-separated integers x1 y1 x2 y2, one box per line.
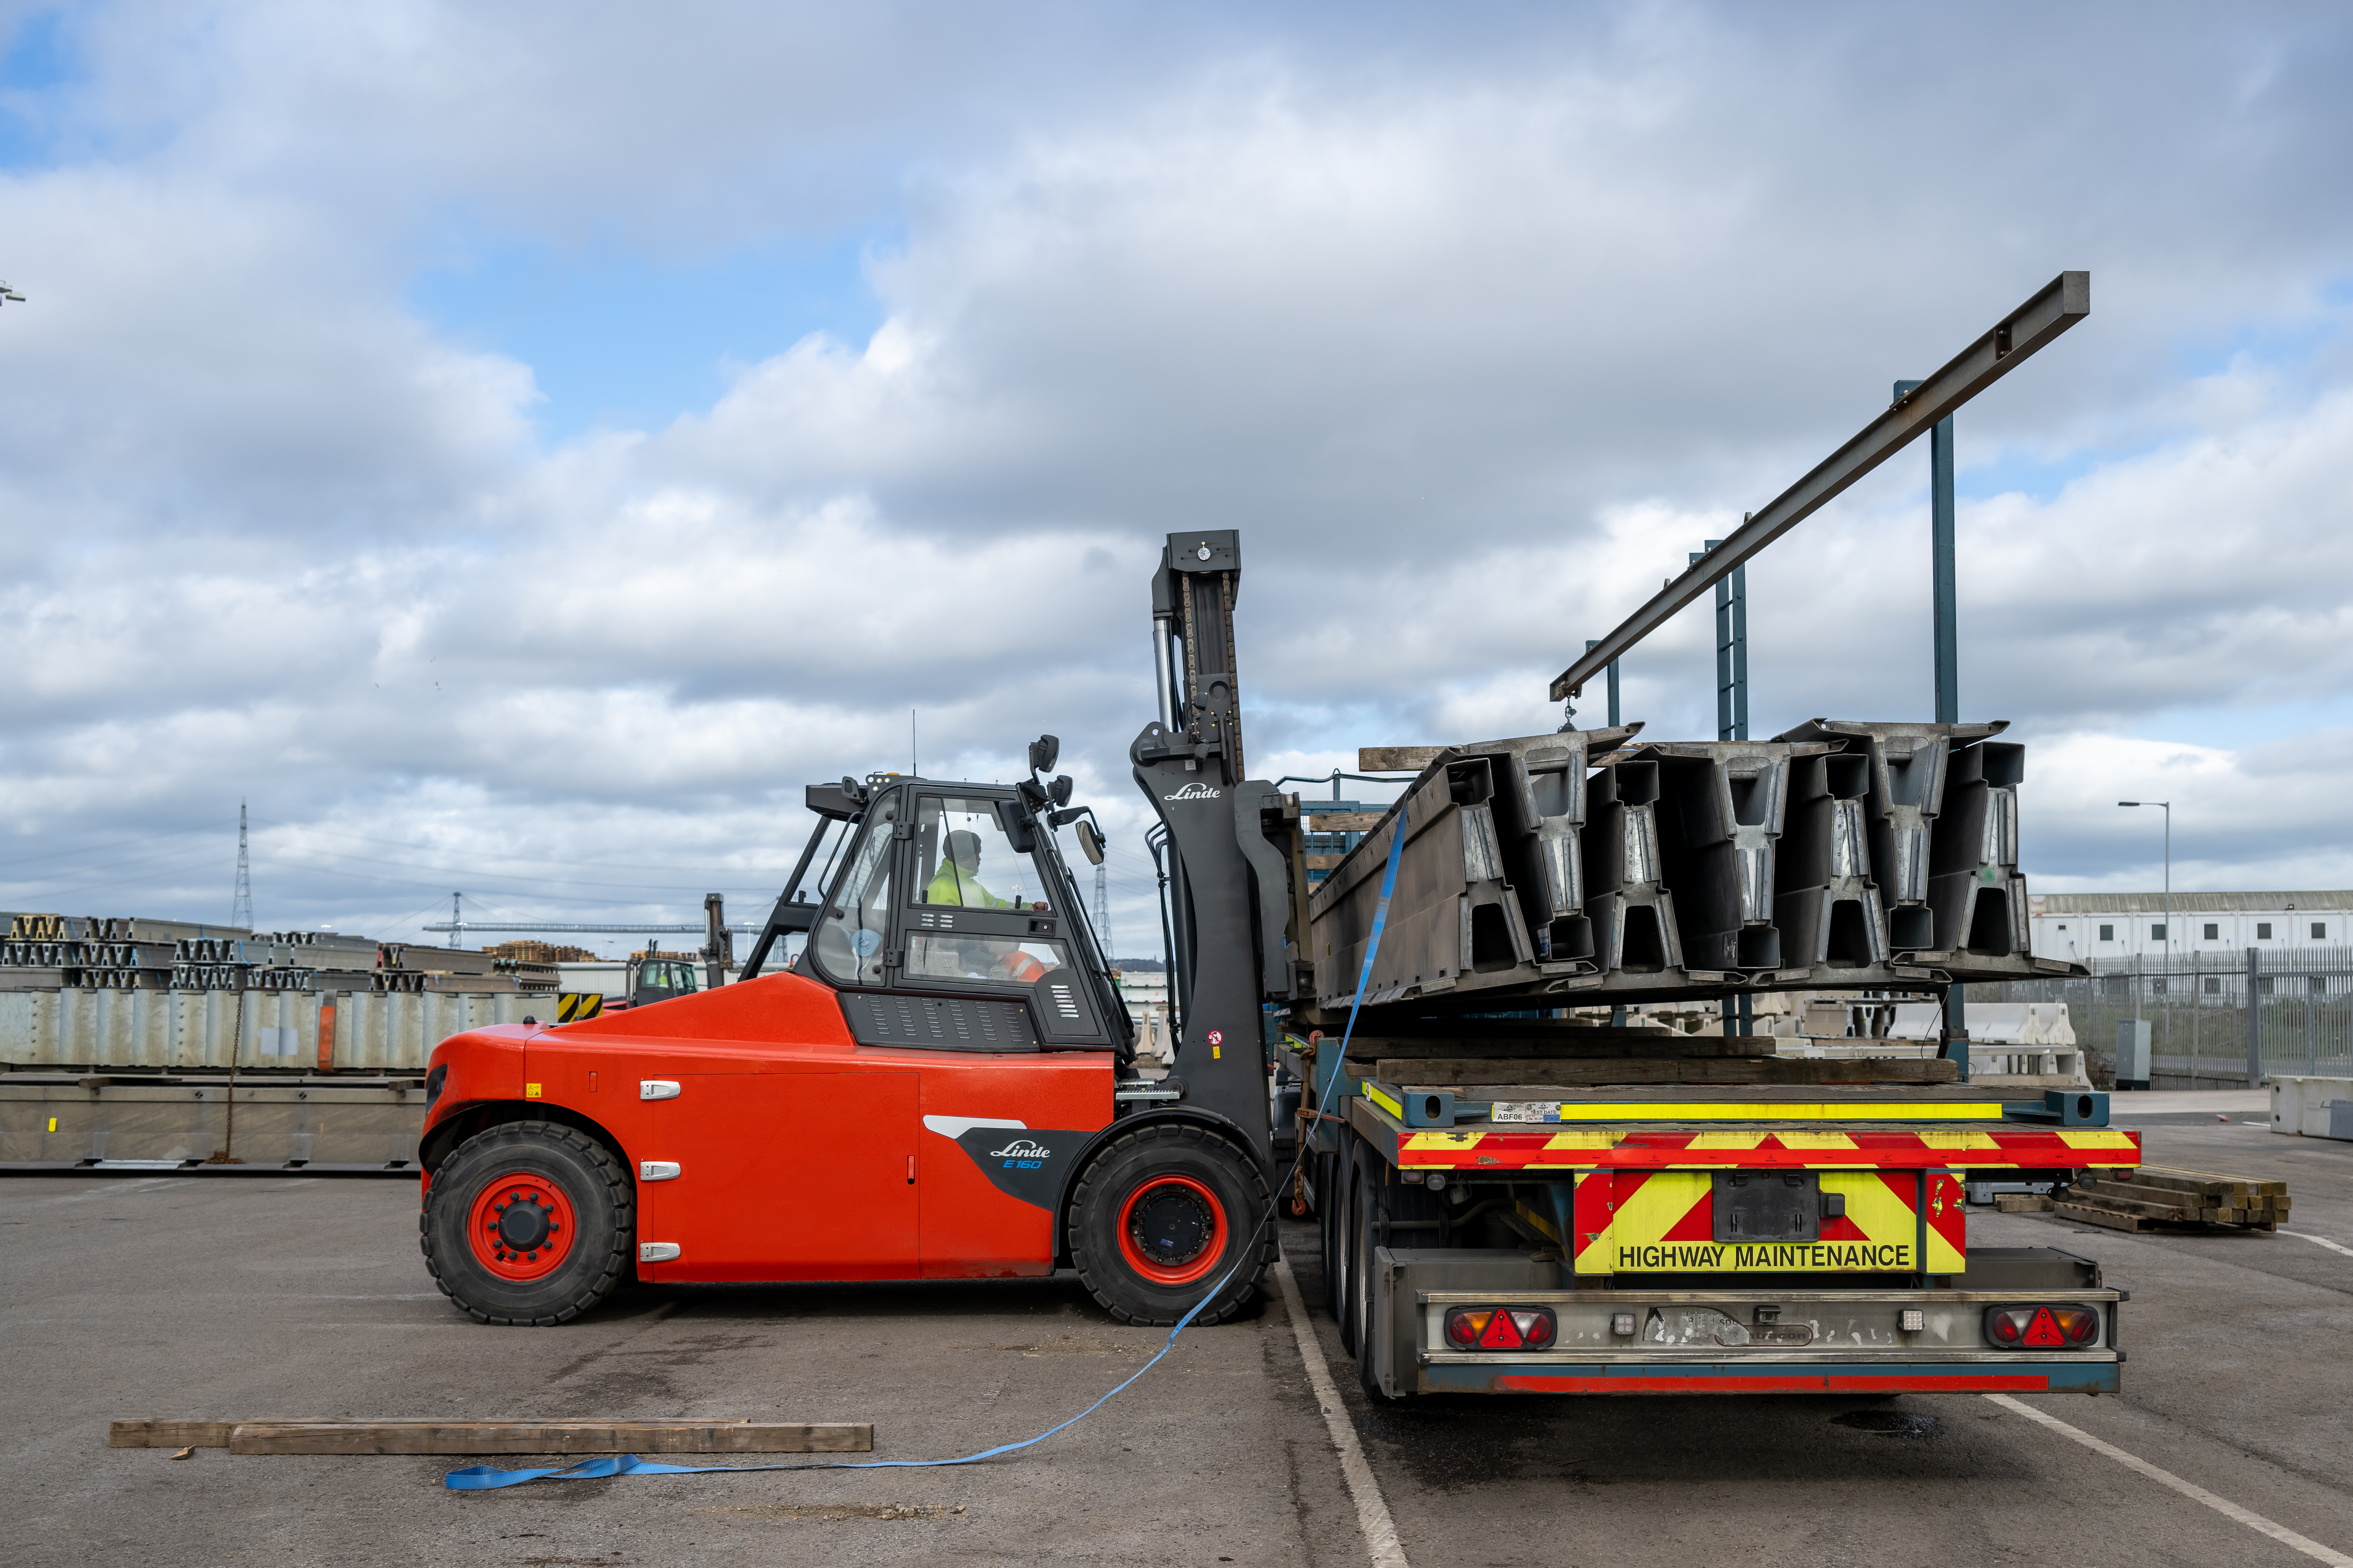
1074 820 1105 866
1028 734 1060 774
1049 775 1074 807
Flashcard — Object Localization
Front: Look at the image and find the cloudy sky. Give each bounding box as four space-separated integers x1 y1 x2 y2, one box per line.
2 1 2350 956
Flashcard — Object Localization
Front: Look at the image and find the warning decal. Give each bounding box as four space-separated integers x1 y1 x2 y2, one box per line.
1571 1168 1956 1275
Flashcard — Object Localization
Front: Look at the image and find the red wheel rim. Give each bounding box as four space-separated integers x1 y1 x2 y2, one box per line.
1116 1174 1227 1286
465 1171 578 1281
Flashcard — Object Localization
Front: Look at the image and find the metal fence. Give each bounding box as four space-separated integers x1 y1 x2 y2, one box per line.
1967 947 2353 1089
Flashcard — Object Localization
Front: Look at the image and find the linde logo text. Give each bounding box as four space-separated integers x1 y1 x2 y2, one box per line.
1162 783 1222 801
988 1138 1052 1159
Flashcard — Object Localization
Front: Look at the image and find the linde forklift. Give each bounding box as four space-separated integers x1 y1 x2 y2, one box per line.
415 527 2129 1402
416 532 1303 1333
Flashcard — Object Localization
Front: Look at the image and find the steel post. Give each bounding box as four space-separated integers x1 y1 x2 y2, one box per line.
1701 539 1753 1036
2245 945 2262 1088
1554 271 2089 701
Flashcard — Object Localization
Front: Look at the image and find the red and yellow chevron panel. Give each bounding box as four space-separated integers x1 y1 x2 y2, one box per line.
1393 1125 2138 1174
1567 1168 1969 1275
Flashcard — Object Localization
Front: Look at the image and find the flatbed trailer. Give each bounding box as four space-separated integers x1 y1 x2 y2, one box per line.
1298 1056 2134 1398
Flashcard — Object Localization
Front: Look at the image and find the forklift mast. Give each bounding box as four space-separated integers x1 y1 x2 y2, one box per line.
1133 531 1311 1168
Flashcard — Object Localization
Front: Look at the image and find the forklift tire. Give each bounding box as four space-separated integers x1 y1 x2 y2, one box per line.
421 1120 634 1326
1068 1123 1274 1326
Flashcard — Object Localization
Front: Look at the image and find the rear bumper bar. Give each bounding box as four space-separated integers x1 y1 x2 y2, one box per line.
1368 1248 2124 1397
1421 1360 2117 1395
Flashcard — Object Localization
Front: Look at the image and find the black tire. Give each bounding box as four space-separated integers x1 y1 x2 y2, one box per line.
1067 1122 1274 1326
421 1120 633 1326
1346 1166 1430 1401
1334 1147 1358 1351
1348 1163 1377 1391
1318 1149 1343 1321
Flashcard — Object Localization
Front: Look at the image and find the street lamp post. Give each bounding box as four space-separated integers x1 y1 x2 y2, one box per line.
2119 801 2171 1055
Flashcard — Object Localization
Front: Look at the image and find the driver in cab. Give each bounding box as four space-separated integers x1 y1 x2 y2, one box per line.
924 829 1056 985
926 830 1014 909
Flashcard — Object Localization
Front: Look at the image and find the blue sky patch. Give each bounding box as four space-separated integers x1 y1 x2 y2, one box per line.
410 233 891 440
0 8 76 169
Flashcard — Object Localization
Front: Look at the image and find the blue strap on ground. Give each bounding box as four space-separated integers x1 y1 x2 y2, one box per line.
449 803 1412 1492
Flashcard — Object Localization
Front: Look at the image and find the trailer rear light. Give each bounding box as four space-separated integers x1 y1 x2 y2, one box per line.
1985 1304 2100 1348
1443 1307 1557 1350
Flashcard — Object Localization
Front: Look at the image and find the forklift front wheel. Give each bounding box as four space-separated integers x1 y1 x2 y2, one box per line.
1068 1124 1273 1326
421 1120 634 1326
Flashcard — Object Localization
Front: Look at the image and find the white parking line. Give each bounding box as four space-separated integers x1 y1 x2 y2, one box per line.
2284 1230 2353 1259
1272 1259 1408 1568
1986 1394 2353 1567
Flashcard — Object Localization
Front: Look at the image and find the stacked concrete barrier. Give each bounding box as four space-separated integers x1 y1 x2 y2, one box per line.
1303 718 2077 1021
1774 719 2032 970
1309 727 1633 1011
0 987 543 1074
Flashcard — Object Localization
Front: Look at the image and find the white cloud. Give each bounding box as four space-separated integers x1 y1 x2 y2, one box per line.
4 1 2353 951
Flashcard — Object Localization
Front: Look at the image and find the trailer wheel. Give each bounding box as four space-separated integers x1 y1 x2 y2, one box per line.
420 1120 633 1326
1333 1148 1360 1352
1348 1164 1387 1393
1068 1123 1273 1326
1318 1149 1345 1327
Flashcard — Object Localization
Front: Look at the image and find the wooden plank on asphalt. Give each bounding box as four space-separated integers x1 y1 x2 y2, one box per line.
2078 1177 2202 1211
110 1421 240 1448
2053 1201 2150 1233
114 1420 871 1454
2137 1165 2288 1197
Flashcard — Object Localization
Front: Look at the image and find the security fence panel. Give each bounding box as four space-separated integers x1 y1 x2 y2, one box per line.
1968 947 2353 1089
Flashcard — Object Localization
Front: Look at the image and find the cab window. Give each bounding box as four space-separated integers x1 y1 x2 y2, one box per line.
905 934 1069 986
913 796 1044 912
808 795 898 986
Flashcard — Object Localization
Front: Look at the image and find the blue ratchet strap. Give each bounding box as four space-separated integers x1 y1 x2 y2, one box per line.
449 801 1414 1492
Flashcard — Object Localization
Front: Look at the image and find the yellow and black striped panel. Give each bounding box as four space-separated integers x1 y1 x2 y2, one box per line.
555 992 605 1023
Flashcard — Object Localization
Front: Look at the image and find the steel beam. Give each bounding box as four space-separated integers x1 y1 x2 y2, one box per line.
1552 271 2089 701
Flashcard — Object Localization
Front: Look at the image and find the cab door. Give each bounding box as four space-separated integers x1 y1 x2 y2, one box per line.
643 1070 919 1282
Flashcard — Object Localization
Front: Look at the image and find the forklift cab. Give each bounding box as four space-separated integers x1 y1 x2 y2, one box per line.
744 772 1132 1055
629 958 700 1007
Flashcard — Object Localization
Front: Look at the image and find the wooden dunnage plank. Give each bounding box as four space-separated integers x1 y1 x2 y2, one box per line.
116 1420 870 1455
1345 1035 1780 1060
111 1421 239 1449
1384 1055 1957 1088
2053 1202 2149 1233
2076 1178 2200 1212
2065 1189 2223 1223
2139 1165 2288 1198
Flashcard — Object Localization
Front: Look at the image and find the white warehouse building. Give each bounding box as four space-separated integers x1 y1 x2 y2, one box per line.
2029 892 2353 964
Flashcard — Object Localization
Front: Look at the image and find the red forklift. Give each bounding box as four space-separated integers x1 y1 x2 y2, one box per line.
418 532 1296 1328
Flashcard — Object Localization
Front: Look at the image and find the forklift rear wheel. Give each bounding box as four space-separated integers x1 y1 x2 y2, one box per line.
421 1120 634 1326
1068 1123 1273 1326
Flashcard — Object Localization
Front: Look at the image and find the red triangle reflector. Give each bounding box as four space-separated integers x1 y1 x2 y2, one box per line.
1479 1310 1525 1349
2022 1307 2067 1347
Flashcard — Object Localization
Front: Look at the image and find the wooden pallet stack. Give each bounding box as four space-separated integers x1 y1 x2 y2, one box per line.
2057 1166 2290 1233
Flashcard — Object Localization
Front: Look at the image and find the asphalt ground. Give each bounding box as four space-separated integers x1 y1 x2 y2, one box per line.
4 1117 2350 1568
